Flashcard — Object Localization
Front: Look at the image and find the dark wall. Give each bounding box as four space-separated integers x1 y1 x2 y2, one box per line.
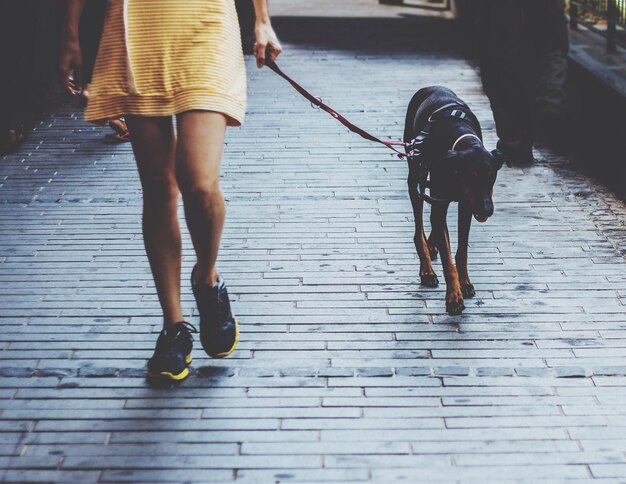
0 0 65 125
566 60 626 200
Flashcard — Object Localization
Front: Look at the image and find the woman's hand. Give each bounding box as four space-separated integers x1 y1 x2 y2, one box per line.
58 38 83 97
253 21 282 68
59 0 87 97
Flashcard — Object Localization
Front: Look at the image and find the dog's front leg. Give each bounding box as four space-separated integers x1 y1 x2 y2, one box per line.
408 164 438 287
431 203 465 315
456 201 475 298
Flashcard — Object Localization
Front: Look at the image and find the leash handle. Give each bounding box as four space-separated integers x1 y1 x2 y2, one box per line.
265 59 407 158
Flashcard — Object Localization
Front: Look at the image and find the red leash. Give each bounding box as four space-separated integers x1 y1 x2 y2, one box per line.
265 59 408 159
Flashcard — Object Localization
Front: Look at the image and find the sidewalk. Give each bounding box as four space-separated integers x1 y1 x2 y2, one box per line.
2 2 626 482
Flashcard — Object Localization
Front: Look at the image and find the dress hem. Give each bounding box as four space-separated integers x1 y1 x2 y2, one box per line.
85 90 246 127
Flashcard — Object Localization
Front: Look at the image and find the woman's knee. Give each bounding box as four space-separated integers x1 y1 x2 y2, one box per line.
141 175 179 204
178 180 223 207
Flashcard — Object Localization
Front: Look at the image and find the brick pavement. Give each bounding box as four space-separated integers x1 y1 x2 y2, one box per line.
1 4 626 483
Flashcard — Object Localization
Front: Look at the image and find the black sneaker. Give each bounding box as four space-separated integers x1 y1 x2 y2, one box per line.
191 266 239 358
147 321 197 381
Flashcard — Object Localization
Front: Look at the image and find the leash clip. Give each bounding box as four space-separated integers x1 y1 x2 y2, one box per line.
407 149 421 160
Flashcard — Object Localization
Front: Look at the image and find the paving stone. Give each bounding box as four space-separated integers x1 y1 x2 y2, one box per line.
555 367 589 378
195 367 237 378
110 430 319 444
591 465 626 478
395 367 431 377
371 465 591 480
515 367 553 377
20 432 109 445
235 468 370 482
63 455 322 470
321 427 570 442
240 441 411 455
2 470 102 483
116 368 146 378
34 368 78 378
24 443 239 457
0 368 34 378
354 368 394 377
36 418 281 432
317 368 354 378
434 367 471 376
453 451 626 466
476 367 514 377
99 469 234 482
237 368 277 378
592 366 626 376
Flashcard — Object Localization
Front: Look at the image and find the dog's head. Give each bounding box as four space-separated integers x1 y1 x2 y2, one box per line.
442 147 505 222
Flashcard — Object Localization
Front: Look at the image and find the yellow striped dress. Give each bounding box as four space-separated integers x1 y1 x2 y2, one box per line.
85 0 247 127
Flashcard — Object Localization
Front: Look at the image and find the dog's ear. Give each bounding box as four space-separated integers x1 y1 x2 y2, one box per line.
490 149 506 170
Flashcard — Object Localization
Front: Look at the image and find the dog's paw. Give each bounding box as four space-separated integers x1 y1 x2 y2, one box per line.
461 283 475 298
446 299 465 316
420 274 439 288
428 246 438 260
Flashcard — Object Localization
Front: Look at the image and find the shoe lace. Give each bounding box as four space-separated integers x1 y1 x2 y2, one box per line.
178 321 198 334
156 321 197 356
214 283 231 323
197 279 231 326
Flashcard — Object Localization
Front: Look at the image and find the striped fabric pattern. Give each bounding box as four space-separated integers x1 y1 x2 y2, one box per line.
85 0 247 126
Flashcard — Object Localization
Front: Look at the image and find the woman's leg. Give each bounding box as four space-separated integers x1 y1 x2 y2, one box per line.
125 115 184 329
174 111 228 285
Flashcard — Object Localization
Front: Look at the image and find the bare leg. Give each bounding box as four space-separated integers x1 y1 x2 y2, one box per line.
125 115 183 329
175 111 228 286
456 201 475 298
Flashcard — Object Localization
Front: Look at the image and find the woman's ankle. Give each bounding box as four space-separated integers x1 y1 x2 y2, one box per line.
163 314 185 330
192 264 219 286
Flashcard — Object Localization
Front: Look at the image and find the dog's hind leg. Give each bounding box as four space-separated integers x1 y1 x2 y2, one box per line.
408 163 438 288
431 202 465 315
456 201 475 299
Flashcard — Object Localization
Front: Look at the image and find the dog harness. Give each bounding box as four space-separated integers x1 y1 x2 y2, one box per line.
405 103 481 204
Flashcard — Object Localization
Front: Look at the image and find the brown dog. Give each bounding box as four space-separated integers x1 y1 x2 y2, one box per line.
404 86 505 315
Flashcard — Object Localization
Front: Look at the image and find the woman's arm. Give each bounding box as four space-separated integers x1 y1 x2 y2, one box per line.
59 0 87 96
251 0 282 68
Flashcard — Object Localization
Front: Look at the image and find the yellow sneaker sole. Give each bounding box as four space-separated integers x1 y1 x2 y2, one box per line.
211 319 239 358
147 354 192 381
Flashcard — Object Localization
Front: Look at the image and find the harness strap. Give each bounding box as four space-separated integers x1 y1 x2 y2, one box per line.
451 133 481 151
265 59 408 158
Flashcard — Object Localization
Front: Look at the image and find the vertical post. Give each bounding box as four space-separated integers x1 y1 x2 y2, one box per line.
570 1 579 29
607 0 617 54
